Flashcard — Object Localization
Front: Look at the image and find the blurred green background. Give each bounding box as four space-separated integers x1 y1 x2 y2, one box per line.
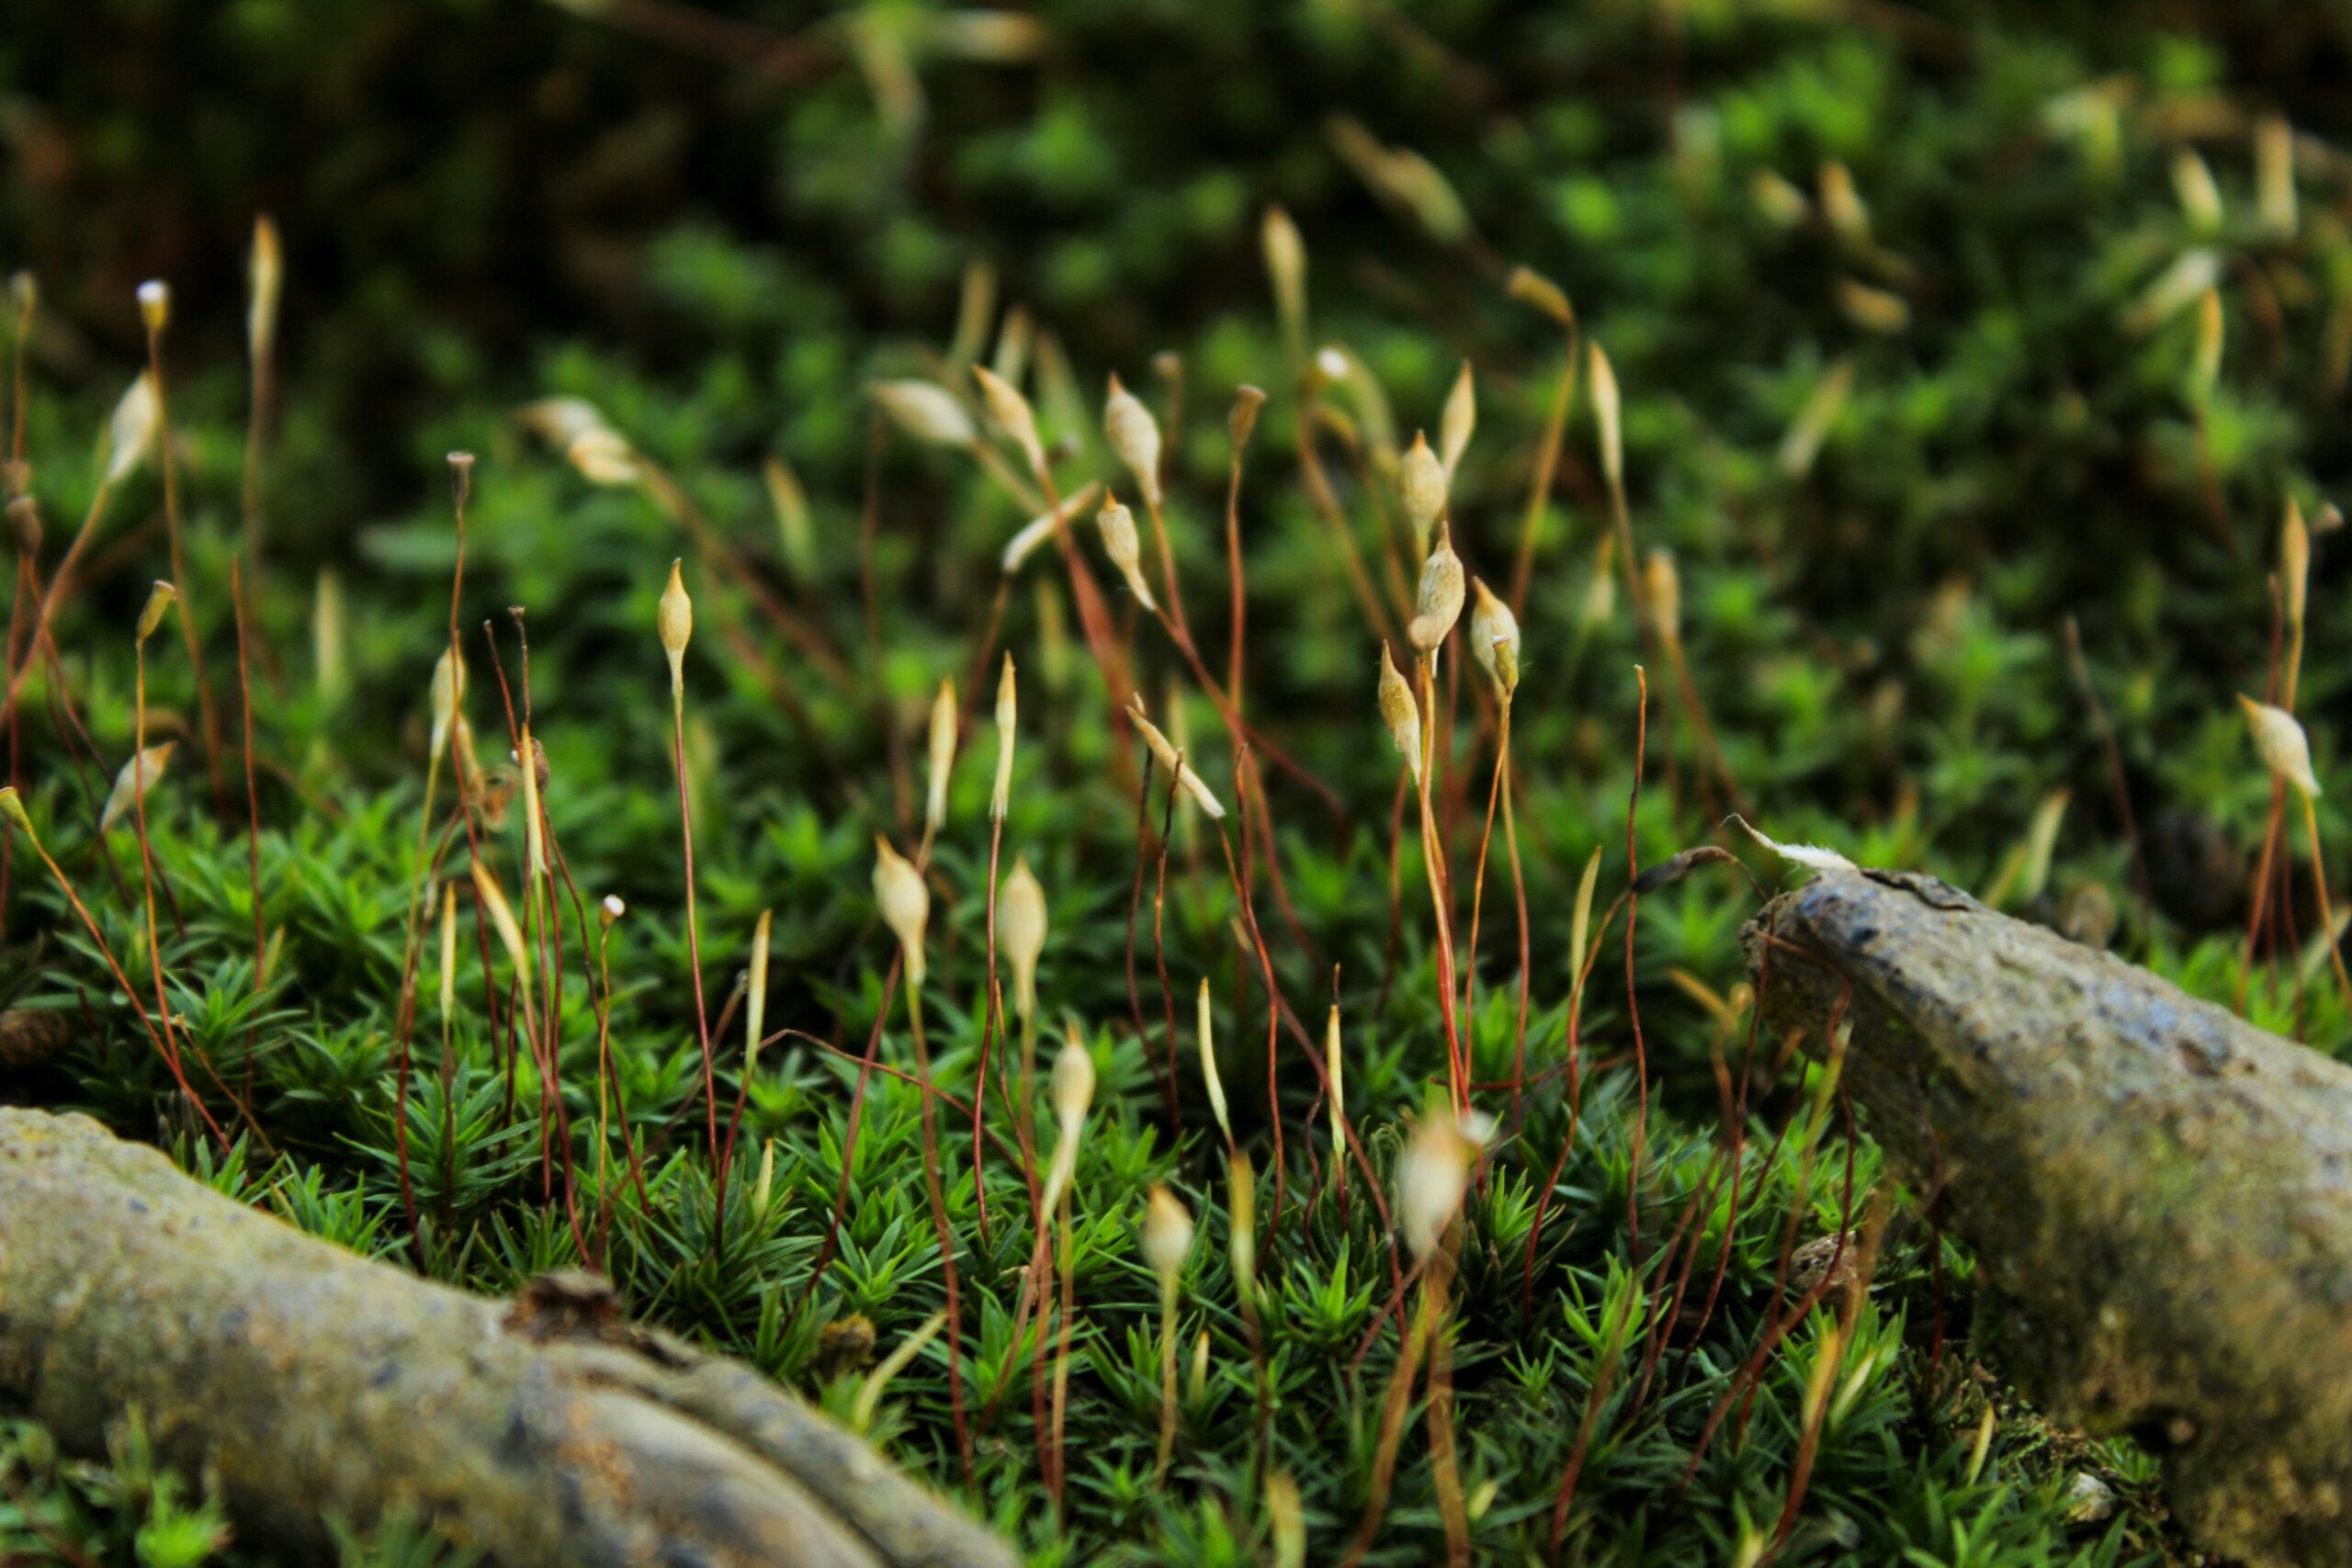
7 0 2352 513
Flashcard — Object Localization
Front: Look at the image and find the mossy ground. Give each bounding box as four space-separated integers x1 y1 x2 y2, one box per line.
4 3 2349 1564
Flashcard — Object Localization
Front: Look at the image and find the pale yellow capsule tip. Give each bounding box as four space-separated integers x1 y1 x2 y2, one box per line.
1103 372 1163 507
100 742 176 833
925 676 958 833
1468 578 1521 696
871 379 976 447
1645 547 1682 645
1262 207 1306 334
2282 500 2311 627
873 835 932 987
1141 1184 1194 1283
991 654 1018 819
1397 1112 1490 1260
1128 695 1225 818
1196 976 1232 1142
136 580 178 647
2239 695 2322 797
1096 495 1159 613
997 855 1048 1019
1589 343 1623 491
1377 641 1422 784
1408 527 1464 652
1441 362 1476 476
1398 429 1447 536
973 365 1045 472
1053 1031 1096 1127
658 558 693 671
1227 1146 1257 1287
1324 1000 1346 1145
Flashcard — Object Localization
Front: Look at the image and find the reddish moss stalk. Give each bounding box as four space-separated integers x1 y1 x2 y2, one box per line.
1622 666 1650 1255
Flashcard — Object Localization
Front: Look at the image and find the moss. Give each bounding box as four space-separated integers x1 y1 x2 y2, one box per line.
6 3 2350 1562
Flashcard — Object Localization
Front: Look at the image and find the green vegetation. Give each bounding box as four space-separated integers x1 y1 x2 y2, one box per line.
3 3 2347 1563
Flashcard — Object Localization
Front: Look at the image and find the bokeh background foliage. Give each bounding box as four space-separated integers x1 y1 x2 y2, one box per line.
4 1 2352 1563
